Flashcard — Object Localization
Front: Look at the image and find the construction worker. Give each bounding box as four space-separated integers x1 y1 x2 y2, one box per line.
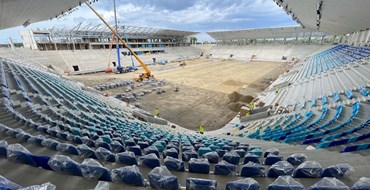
154 108 160 117
199 124 205 135
275 87 279 93
250 101 255 110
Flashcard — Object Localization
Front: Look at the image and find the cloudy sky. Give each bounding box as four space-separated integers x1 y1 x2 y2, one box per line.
0 0 297 43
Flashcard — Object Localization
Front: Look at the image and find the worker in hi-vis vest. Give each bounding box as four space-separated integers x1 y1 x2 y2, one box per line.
155 108 160 117
250 101 254 110
199 124 205 134
275 87 279 93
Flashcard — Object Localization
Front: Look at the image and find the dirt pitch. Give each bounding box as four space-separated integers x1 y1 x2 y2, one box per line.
69 59 288 130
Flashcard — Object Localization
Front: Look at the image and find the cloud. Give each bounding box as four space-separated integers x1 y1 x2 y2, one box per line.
0 0 296 43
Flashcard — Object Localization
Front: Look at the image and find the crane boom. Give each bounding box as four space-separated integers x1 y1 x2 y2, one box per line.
83 0 152 78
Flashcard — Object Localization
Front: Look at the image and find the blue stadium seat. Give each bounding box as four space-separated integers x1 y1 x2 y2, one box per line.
95 140 111 151
163 148 179 159
235 149 246 158
308 177 349 190
267 176 304 190
188 158 210 174
77 144 97 159
148 166 179 190
203 151 219 163
293 161 322 178
265 154 283 165
41 139 59 151
249 147 262 157
223 150 241 165
186 178 217 190
116 151 137 165
243 153 260 164
144 146 160 158
48 155 82 176
214 160 236 176
164 156 185 172
128 145 142 156
217 149 227 157
198 147 212 156
124 139 136 147
351 177 370 190
139 153 161 168
0 175 23 190
322 163 353 177
0 140 7 158
240 162 265 177
267 161 294 178
15 131 31 142
110 141 125 153
225 178 260 190
80 159 112 181
138 141 150 150
56 143 79 155
6 144 37 167
286 153 307 165
111 165 145 187
95 147 115 162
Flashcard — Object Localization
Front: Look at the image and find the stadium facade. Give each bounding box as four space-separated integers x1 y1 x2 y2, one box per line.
20 24 197 51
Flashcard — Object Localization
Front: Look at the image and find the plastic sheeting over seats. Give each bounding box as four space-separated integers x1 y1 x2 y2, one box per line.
148 166 179 190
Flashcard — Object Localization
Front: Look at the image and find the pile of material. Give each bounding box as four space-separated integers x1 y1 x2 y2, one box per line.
227 91 254 112
95 80 134 91
113 78 168 102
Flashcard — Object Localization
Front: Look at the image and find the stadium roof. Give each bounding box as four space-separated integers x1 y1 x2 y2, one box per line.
33 23 198 39
0 0 84 30
274 0 370 35
207 26 327 41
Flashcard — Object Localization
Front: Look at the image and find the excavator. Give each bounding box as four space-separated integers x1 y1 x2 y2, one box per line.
84 0 154 82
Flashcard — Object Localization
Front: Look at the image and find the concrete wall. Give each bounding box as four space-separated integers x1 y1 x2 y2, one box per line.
19 30 38 50
196 44 328 62
133 110 168 125
0 46 202 74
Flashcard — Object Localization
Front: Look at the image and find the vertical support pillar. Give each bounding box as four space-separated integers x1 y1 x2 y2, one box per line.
365 29 370 45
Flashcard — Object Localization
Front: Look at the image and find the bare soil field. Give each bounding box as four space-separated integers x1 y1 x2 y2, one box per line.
70 58 288 130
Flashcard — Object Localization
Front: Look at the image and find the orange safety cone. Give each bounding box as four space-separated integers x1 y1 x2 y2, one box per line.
105 68 113 73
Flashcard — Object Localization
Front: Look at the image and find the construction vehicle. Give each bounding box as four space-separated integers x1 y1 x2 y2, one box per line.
84 0 154 82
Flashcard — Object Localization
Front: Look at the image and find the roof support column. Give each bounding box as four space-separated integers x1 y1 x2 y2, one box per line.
348 33 355 45
354 31 361 46
338 36 343 44
365 29 370 45
359 30 367 46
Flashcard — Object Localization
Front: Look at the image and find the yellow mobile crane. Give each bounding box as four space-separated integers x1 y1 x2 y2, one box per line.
84 0 154 82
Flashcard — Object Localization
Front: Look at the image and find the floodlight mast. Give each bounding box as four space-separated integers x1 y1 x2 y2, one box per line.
83 0 153 81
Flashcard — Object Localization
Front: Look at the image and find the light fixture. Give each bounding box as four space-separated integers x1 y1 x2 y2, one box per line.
23 19 31 27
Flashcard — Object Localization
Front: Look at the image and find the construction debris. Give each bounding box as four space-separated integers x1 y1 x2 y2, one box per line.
107 78 169 103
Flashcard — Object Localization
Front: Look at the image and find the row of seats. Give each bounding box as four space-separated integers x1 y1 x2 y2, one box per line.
234 101 365 148
1 141 368 190
304 45 370 78
0 135 356 179
0 175 55 190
